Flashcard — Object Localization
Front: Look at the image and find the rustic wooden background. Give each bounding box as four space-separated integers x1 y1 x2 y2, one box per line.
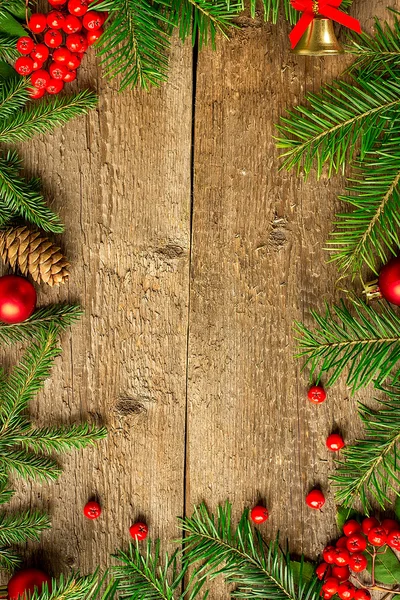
4 0 389 592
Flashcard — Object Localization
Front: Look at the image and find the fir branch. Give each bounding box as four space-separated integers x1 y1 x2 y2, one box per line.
0 76 29 122
0 35 19 62
0 150 63 233
0 547 22 571
295 299 400 392
326 127 400 276
0 89 98 144
275 74 400 178
13 423 107 454
30 573 102 600
0 304 82 345
181 502 320 600
94 0 170 90
0 510 50 546
331 387 400 514
0 449 61 481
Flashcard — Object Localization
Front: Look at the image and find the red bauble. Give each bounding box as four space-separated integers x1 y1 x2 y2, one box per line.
378 257 400 305
129 522 148 540
31 69 51 89
28 13 48 33
307 385 326 404
83 500 101 519
0 275 36 324
16 36 35 55
8 569 51 600
326 433 345 452
250 505 269 524
306 489 325 509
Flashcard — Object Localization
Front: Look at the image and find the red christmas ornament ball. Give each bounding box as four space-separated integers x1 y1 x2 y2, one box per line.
250 505 269 524
8 569 51 600
378 257 400 305
83 500 101 519
129 522 148 540
0 275 36 324
306 489 325 509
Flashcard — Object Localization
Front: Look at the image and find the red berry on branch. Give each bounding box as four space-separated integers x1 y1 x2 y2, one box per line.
31 69 51 89
381 519 398 534
31 58 44 71
83 500 101 519
250 505 269 524
306 489 325 509
354 590 371 600
68 0 89 16
47 11 66 29
82 11 104 30
66 33 88 53
346 533 367 553
307 385 326 404
335 536 348 549
63 14 82 34
15 56 34 75
348 553 367 573
326 433 345 452
343 519 361 537
367 526 387 547
316 563 330 580
361 516 379 535
320 592 333 600
322 578 339 596
8 569 51 600
87 27 103 45
63 69 76 82
31 44 50 63
46 78 64 94
48 0 68 6
323 546 336 565
44 29 63 48
338 582 355 600
16 36 35 55
49 62 68 79
387 529 400 550
331 566 350 581
28 86 45 99
28 13 48 33
333 548 350 567
129 522 148 541
53 47 71 64
66 53 81 69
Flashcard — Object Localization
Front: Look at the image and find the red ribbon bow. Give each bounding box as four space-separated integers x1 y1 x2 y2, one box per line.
289 0 361 49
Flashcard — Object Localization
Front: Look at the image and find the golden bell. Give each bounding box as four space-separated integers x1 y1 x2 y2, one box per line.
291 16 344 56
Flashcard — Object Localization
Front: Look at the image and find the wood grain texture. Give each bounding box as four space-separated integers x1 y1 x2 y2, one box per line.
1 0 391 592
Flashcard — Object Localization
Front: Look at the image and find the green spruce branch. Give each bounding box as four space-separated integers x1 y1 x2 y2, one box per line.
30 573 102 600
295 298 400 392
331 387 400 514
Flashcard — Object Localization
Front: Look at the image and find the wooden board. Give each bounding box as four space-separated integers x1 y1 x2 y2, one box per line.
1 0 389 591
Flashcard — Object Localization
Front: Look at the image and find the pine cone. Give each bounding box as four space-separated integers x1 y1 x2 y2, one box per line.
0 226 70 286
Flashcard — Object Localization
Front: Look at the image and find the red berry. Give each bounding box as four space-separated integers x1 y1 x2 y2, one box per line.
129 522 148 541
343 519 361 537
31 69 51 89
326 433 345 452
322 578 339 596
323 546 336 565
250 506 269 524
63 69 76 82
346 533 367 553
48 0 68 6
47 11 65 29
66 53 81 69
15 56 34 75
368 526 387 547
31 44 49 63
307 385 326 404
336 536 348 548
83 500 101 519
387 529 400 550
49 62 68 79
63 14 82 34
66 33 88 53
333 548 351 567
381 519 398 534
331 566 350 581
53 47 71 64
361 517 379 535
354 590 371 600
338 582 355 600
8 569 51 600
28 13 47 33
348 553 367 573
68 0 89 16
306 489 325 509
28 86 45 99
87 27 103 45
320 593 333 600
46 78 64 94
82 11 104 30
31 58 44 71
44 29 63 48
16 36 35 55
316 563 330 580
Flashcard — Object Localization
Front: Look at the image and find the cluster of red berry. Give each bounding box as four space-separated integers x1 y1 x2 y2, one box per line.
83 500 149 540
305 385 345 511
317 517 400 600
14 0 106 98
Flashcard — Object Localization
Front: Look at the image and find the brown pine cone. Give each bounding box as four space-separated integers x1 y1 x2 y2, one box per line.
0 225 70 286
